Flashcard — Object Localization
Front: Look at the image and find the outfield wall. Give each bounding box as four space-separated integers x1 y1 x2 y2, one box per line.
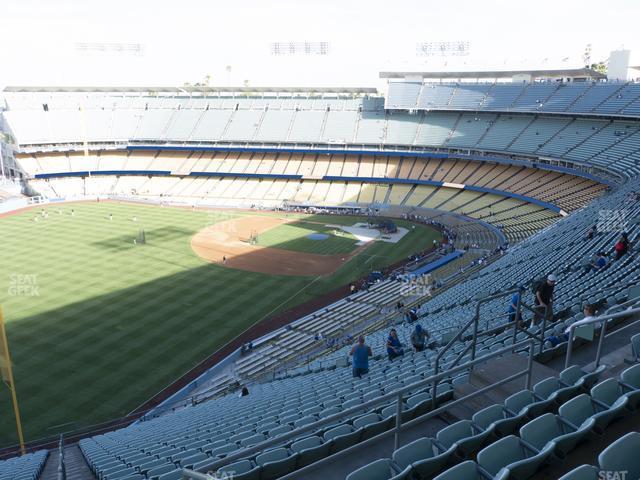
0 195 48 214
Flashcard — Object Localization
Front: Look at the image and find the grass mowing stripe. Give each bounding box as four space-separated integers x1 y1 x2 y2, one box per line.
0 204 440 446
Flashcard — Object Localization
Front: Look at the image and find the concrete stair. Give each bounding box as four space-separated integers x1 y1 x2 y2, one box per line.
38 452 60 480
445 353 559 422
64 444 96 480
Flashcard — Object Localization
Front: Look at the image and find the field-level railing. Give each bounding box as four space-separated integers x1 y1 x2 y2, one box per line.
181 338 536 479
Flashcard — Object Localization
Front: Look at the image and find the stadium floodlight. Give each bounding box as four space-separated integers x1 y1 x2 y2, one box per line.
75 42 144 56
416 41 470 57
270 42 330 56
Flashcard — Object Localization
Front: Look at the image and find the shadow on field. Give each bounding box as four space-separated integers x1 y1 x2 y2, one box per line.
0 260 289 448
0 205 440 451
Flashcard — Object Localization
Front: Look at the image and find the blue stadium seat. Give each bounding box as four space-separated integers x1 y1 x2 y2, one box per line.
436 419 492 458
391 436 455 479
598 432 640 480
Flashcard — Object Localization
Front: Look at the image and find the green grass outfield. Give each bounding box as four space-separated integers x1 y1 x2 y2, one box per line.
0 202 441 446
256 220 359 255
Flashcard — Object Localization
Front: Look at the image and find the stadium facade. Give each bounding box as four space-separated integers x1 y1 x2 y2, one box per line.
1 70 640 479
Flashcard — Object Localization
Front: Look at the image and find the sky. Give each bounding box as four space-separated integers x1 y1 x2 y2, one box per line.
1 0 638 90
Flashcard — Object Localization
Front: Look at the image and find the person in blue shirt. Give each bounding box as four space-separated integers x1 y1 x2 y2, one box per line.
507 286 524 326
590 251 608 272
350 336 372 377
386 329 404 360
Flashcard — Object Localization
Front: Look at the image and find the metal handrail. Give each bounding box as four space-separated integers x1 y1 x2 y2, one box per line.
430 288 520 409
56 435 65 480
268 276 469 382
516 301 548 353
263 245 503 383
565 305 640 368
180 339 535 479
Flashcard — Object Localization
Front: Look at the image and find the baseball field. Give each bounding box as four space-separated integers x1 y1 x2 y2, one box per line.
0 201 441 447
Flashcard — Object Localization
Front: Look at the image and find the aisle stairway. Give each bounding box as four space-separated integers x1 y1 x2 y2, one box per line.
64 444 96 480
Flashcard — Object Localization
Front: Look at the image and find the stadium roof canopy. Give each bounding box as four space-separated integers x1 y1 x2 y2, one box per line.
380 68 606 80
2 86 378 94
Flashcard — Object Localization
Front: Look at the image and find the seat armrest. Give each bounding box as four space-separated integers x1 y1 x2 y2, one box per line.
590 397 611 411
520 438 540 454
503 406 518 417
619 381 637 392
477 464 496 479
556 416 578 432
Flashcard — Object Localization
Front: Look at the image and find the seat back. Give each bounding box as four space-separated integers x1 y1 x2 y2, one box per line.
472 404 504 430
241 433 265 447
290 436 322 452
477 435 522 476
598 432 640 480
179 452 208 468
353 413 380 429
574 323 595 341
381 403 404 419
504 390 534 414
268 425 293 437
210 444 238 458
590 378 622 407
294 415 317 428
343 398 364 409
346 459 396 480
557 464 599 480
533 377 559 400
620 363 640 389
436 420 472 449
632 333 640 360
433 460 480 480
406 392 431 408
392 437 434 469
558 394 593 427
559 365 583 386
256 447 288 466
319 407 341 418
323 425 352 440
519 413 558 450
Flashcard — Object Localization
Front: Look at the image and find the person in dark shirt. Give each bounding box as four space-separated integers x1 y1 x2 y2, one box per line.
410 324 429 352
350 336 373 377
535 274 556 323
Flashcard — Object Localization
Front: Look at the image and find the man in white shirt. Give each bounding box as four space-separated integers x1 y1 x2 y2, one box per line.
564 305 598 335
546 304 596 347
